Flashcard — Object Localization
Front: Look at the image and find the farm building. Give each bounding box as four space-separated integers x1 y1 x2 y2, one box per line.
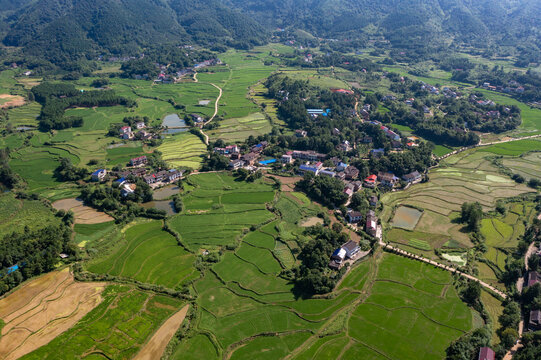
319 169 336 177
344 166 359 180
259 159 276 166
369 195 378 207
119 126 133 140
478 347 495 360
366 210 378 237
299 163 321 176
229 160 244 170
378 172 399 188
242 152 259 166
191 114 204 122
331 248 346 263
281 154 293 164
167 169 183 182
91 169 107 182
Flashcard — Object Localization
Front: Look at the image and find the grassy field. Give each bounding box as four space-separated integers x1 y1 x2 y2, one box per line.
158 131 207 169
87 221 198 289
381 149 534 257
22 285 184 360
479 139 541 156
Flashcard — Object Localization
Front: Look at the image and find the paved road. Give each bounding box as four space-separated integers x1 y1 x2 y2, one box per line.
377 239 508 299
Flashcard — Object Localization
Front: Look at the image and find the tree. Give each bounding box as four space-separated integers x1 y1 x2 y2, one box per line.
461 202 483 231
461 280 481 306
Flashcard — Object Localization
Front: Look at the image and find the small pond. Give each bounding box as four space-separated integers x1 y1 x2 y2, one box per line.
153 185 181 200
142 200 177 216
162 114 186 128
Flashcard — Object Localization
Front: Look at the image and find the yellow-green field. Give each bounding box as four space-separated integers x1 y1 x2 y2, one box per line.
159 131 207 169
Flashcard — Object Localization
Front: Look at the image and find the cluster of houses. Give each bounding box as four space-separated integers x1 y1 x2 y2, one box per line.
213 142 273 171
90 154 183 193
482 81 525 94
119 122 153 140
153 58 223 83
527 255 541 331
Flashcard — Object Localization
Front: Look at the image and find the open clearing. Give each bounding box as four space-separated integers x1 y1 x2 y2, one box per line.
0 269 105 360
134 304 190 360
52 198 114 224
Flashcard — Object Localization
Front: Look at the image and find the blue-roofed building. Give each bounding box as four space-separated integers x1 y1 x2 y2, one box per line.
299 164 321 176
7 265 19 274
319 169 336 177
259 159 276 166
91 169 107 182
115 177 126 185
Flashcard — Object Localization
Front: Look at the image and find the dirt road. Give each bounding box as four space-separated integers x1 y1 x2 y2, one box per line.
200 83 223 145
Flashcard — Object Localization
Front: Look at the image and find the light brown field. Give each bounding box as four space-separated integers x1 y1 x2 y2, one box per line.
0 268 105 360
0 94 25 109
133 304 190 360
52 198 114 224
300 216 324 227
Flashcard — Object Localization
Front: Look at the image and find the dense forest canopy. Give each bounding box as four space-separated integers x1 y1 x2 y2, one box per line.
0 0 539 69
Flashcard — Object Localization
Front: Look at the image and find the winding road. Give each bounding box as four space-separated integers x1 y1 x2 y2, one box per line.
199 82 223 145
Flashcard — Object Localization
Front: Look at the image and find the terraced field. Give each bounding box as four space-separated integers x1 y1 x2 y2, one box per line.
159 131 207 169
208 112 272 142
381 150 534 255
502 151 541 181
168 172 276 250
87 221 198 289
21 285 184 360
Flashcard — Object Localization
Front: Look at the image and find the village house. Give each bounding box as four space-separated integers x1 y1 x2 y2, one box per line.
369 195 378 207
361 136 373 144
121 183 137 197
319 169 336 177
117 168 147 178
292 150 327 162
281 154 293 164
130 155 147 167
478 347 495 360
347 210 363 223
167 169 183 182
366 210 378 237
342 240 361 258
329 248 347 269
402 171 422 184
242 152 260 166
343 183 355 197
528 271 541 287
378 172 399 188
350 181 363 192
119 126 133 140
91 169 107 182
135 121 146 129
344 166 359 180
370 148 385 158
299 163 322 176
529 310 541 330
229 159 244 170
191 113 204 123
136 130 153 140
364 174 377 188
295 129 307 137
336 162 348 172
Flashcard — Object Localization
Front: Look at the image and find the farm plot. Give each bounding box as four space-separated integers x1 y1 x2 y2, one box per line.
87 221 198 289
502 151 541 181
208 112 272 142
348 254 474 360
390 206 423 230
0 269 105 360
0 192 61 237
168 172 276 249
158 131 207 169
53 198 114 224
21 285 184 360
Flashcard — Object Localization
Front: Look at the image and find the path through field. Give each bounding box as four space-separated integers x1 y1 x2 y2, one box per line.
0 269 105 360
134 304 190 360
200 82 223 145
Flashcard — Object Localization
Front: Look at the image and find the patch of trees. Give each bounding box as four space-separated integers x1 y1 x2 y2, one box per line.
297 172 348 207
55 157 89 181
283 224 349 296
460 202 483 231
201 152 229 172
79 179 161 222
32 82 136 131
172 195 183 213
234 168 263 182
0 224 75 296
90 78 110 88
514 331 541 360
0 148 19 189
446 327 491 360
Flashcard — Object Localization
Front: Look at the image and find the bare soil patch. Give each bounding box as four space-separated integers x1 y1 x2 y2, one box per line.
52 198 114 224
0 268 105 360
133 304 190 360
300 217 324 227
0 94 25 109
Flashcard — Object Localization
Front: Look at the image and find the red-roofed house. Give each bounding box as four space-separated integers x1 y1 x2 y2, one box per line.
364 174 377 188
478 347 495 360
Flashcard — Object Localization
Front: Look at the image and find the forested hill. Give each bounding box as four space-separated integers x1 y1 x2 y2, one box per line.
1 0 267 67
227 0 541 50
1 0 540 68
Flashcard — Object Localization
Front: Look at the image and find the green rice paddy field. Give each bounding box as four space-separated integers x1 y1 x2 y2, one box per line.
159 131 207 169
